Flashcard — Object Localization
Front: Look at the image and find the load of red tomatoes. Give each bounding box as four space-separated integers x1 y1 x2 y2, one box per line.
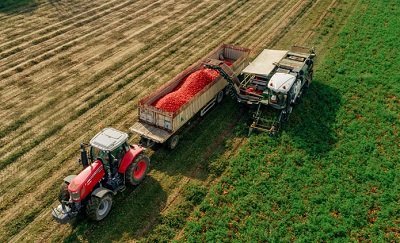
152 59 232 112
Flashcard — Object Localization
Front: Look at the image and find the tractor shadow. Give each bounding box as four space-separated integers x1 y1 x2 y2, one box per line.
64 176 168 242
283 81 341 155
0 0 37 13
0 0 77 15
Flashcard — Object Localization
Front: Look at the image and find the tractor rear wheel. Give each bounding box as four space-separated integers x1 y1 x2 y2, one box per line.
58 182 70 203
126 153 150 186
86 194 113 221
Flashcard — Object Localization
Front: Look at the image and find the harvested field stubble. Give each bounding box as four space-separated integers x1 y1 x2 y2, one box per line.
0 0 365 242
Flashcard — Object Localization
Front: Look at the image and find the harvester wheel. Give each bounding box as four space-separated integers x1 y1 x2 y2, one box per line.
86 194 113 221
216 90 224 103
302 81 310 95
307 70 313 82
126 153 150 186
58 182 70 203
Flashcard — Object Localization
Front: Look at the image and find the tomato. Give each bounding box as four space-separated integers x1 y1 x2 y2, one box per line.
152 68 220 112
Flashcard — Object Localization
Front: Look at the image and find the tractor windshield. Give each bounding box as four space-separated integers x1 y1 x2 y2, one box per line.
90 147 109 163
109 142 128 163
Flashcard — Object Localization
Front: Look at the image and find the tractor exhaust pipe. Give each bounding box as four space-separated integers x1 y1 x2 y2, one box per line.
80 143 89 168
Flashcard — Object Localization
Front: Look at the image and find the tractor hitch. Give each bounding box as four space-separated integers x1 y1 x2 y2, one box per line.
52 203 78 224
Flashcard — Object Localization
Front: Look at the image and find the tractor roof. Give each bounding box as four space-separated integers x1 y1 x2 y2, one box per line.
90 127 129 151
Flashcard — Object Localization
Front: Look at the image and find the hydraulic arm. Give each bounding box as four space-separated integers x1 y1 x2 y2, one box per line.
204 59 262 104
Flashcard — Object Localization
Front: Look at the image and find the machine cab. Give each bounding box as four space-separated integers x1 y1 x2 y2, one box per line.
267 72 298 109
89 128 130 172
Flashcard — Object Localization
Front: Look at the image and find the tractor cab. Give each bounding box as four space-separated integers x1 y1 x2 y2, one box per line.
88 128 129 175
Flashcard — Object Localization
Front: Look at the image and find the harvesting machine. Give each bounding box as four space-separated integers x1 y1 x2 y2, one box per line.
205 45 316 135
52 127 150 223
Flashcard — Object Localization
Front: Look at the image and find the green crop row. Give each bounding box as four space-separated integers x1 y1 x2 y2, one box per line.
179 0 400 242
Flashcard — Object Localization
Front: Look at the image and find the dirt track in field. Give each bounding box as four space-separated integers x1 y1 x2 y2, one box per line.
0 0 358 241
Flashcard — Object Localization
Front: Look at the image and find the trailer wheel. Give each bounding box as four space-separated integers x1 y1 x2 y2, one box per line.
216 90 224 103
126 153 150 186
58 182 70 203
86 194 113 221
166 134 179 150
224 86 231 96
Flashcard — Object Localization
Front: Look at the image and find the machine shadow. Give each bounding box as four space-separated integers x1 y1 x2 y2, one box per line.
284 81 341 155
148 97 247 180
64 176 167 242
0 0 37 13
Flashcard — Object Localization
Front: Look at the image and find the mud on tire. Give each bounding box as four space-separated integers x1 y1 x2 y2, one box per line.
126 153 150 186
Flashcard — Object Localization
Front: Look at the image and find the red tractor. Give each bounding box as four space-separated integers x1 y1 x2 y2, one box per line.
52 127 150 223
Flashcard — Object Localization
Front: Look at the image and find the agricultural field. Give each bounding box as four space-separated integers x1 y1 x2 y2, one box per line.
0 0 397 242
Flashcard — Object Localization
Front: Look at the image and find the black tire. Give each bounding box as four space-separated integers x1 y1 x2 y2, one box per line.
302 80 310 95
58 182 70 203
306 60 314 70
166 134 179 150
224 86 231 96
86 194 113 221
307 70 313 82
216 90 224 103
126 153 150 186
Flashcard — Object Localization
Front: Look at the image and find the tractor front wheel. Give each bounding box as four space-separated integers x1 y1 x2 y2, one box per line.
86 194 113 221
126 153 150 186
58 182 70 203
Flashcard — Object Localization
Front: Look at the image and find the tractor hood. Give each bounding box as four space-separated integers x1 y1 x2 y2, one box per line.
268 73 296 94
68 160 105 202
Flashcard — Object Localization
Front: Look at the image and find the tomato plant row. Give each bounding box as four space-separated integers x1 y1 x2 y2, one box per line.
178 0 400 241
